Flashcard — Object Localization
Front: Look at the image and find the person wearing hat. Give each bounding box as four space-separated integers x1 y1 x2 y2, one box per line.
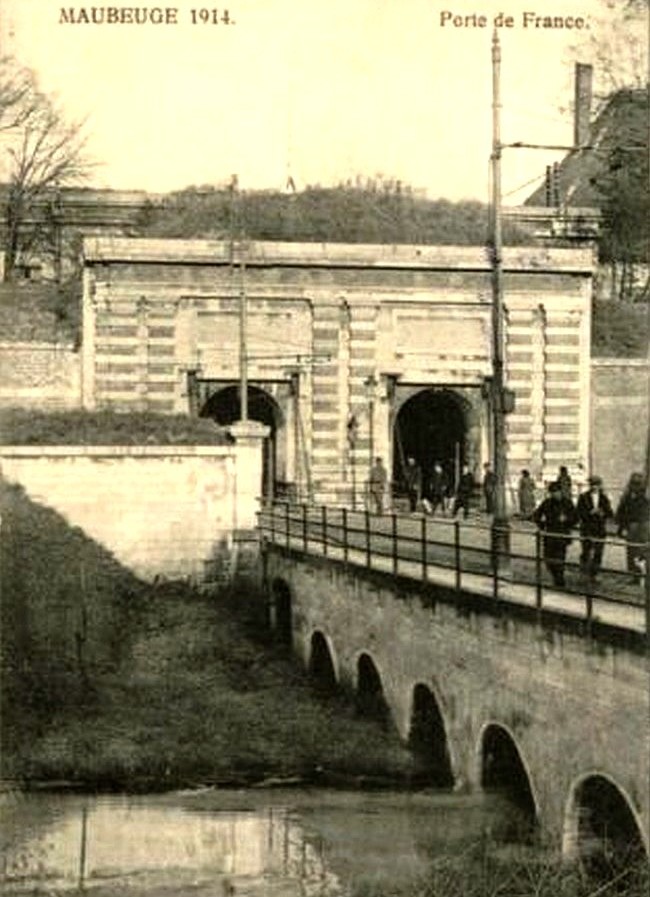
615 472 649 584
576 475 613 581
532 480 578 587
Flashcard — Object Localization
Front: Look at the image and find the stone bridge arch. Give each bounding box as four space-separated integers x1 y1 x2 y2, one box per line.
356 652 392 729
270 577 293 648
563 771 648 870
308 630 339 694
407 682 455 788
479 722 539 840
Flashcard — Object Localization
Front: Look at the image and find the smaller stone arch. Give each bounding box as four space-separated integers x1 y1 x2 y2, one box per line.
356 652 391 729
200 383 284 499
308 631 339 694
478 722 539 842
563 772 648 875
270 578 292 648
407 683 454 788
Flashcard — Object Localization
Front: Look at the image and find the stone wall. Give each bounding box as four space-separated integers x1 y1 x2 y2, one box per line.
0 442 263 582
0 341 81 409
590 359 649 498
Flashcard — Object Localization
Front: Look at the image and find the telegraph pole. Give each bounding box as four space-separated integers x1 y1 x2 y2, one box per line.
230 174 248 422
490 30 510 564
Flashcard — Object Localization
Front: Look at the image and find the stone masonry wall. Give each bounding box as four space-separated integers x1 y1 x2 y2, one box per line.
0 342 81 409
0 443 263 582
590 360 649 498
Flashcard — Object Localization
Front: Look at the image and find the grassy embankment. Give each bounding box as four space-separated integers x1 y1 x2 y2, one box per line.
349 848 650 897
0 477 415 790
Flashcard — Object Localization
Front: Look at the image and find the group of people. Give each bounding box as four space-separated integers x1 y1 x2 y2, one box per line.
368 455 649 589
369 456 481 519
532 470 648 588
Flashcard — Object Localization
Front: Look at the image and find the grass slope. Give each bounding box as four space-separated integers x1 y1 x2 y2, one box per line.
1 480 414 789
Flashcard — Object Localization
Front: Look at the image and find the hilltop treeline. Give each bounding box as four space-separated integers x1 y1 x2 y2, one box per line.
136 179 530 246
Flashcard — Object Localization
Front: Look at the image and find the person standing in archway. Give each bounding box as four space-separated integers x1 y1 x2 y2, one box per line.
426 461 448 516
368 456 388 515
404 456 422 513
452 464 475 519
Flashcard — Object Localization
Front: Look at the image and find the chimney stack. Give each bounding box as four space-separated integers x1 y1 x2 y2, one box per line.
574 63 593 148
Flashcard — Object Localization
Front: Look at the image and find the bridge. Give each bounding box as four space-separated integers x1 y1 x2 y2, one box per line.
257 502 650 869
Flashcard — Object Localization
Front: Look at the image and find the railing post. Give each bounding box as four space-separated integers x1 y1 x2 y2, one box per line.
365 509 371 568
302 503 308 552
285 501 290 549
421 514 427 582
454 519 461 591
392 512 398 576
535 528 543 612
342 507 349 564
322 505 328 557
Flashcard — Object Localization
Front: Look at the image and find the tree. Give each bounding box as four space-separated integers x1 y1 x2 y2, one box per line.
0 58 92 281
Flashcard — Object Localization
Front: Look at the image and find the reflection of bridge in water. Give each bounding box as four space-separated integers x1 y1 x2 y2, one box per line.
258 502 650 871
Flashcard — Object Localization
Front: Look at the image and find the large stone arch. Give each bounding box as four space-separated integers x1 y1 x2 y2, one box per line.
391 385 483 495
478 722 539 841
407 682 455 788
308 630 339 694
563 771 648 872
199 382 285 499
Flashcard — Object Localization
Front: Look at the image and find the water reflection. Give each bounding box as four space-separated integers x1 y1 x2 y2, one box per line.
1 788 504 895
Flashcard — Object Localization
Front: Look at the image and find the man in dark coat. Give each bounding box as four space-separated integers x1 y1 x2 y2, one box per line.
533 481 578 587
576 475 613 580
404 456 422 513
452 464 475 519
615 472 649 583
482 463 496 515
427 461 448 516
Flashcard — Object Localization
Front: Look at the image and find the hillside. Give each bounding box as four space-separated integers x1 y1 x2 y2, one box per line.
0 479 416 790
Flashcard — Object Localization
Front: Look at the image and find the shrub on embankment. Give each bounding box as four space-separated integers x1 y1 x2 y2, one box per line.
1 479 414 789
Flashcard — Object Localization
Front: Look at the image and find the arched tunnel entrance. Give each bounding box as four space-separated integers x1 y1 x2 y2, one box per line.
200 384 282 499
568 775 647 881
407 684 454 788
481 724 538 842
356 653 391 729
309 632 338 694
393 388 468 498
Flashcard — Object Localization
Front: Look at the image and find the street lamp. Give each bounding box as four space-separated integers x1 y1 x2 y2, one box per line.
364 374 377 469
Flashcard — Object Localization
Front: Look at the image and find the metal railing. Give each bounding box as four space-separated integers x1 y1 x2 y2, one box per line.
258 502 649 635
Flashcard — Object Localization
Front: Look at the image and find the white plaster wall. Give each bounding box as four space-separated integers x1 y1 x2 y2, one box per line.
0 444 262 582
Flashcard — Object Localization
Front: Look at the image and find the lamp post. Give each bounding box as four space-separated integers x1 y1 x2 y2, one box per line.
489 30 511 566
365 374 377 470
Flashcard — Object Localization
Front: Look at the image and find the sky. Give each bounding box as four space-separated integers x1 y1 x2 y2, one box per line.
0 0 644 202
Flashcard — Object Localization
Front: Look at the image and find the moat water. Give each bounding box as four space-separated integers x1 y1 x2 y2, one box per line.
1 787 527 895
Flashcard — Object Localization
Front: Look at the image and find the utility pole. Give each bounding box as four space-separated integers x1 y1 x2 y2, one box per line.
489 30 510 565
230 174 248 422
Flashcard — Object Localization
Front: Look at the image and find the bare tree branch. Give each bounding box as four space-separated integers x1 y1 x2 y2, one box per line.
0 59 94 280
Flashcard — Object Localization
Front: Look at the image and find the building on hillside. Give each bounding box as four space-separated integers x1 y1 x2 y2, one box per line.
522 82 649 302
81 237 595 506
0 186 159 281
